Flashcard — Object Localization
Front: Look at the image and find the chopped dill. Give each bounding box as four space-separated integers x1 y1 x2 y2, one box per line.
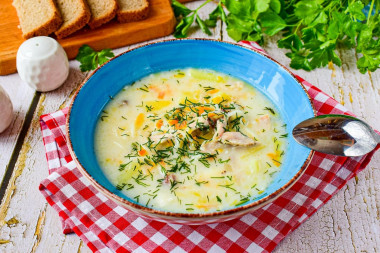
138 85 149 92
195 179 208 186
218 184 237 192
264 107 275 115
203 86 216 92
119 161 132 171
116 183 126 190
235 197 250 206
145 105 154 112
218 158 230 164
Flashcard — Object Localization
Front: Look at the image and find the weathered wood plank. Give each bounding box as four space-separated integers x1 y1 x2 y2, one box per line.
0 1 222 251
0 62 88 252
0 1 379 251
264 36 380 253
0 78 35 185
221 25 380 252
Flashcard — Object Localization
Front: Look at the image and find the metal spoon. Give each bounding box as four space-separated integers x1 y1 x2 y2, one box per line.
292 114 380 157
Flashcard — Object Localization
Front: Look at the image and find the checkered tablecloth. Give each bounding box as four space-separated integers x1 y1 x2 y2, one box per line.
39 41 379 253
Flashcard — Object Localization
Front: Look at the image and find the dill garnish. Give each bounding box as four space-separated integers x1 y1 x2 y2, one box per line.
264 107 275 115
195 179 208 186
218 184 237 192
138 84 149 92
203 86 215 92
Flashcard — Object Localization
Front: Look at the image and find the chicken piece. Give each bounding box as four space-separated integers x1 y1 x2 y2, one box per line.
188 116 209 130
220 132 256 146
200 140 223 154
207 112 224 126
164 173 176 184
150 133 175 144
199 119 226 154
257 114 271 129
213 120 225 140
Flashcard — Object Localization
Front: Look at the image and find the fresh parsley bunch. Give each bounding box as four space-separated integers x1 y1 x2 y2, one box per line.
172 0 380 73
76 45 115 72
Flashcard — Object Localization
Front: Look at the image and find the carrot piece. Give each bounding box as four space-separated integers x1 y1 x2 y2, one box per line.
175 121 187 130
135 113 145 129
207 112 223 121
138 148 147 156
168 119 178 126
156 119 163 129
150 85 170 99
197 106 214 115
267 153 281 167
158 91 165 99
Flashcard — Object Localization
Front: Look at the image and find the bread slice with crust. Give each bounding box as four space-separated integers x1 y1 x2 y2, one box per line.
87 0 118 29
13 0 62 39
55 0 91 39
116 0 149 23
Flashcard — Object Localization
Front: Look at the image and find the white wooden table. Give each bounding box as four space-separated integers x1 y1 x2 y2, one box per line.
0 1 379 252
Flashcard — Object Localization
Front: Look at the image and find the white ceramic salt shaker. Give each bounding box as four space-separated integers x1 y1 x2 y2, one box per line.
16 36 69 92
0 86 13 133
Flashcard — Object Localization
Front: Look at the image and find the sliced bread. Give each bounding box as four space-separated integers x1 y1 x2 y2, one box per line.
13 0 62 39
55 0 91 39
87 0 118 29
116 0 149 23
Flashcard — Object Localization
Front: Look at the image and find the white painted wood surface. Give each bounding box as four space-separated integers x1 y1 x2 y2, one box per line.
0 1 379 252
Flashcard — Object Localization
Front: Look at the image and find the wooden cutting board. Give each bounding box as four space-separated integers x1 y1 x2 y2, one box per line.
0 0 176 76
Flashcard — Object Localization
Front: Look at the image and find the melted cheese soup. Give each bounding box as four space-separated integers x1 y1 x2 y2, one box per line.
95 69 288 213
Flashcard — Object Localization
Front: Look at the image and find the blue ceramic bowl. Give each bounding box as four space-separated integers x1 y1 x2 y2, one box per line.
67 39 315 224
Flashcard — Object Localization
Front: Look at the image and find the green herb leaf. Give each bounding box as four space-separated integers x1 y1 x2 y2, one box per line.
269 0 281 14
294 0 322 25
254 0 270 13
172 0 191 17
174 14 195 38
171 0 380 73
76 45 114 72
225 0 252 17
260 10 287 36
347 1 366 21
196 14 212 35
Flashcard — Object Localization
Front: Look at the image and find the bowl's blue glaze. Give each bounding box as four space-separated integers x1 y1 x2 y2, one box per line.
68 39 315 223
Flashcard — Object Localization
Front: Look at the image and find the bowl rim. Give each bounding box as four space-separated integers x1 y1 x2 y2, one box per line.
66 38 316 219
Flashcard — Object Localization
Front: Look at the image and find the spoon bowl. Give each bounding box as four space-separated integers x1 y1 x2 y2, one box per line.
292 114 380 157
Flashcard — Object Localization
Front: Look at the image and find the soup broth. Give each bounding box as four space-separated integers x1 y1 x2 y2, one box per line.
95 68 288 213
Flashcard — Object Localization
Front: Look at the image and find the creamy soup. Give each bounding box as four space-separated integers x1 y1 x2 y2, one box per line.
95 68 288 213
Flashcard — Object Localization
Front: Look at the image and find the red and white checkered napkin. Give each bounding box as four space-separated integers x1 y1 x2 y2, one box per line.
39 41 379 253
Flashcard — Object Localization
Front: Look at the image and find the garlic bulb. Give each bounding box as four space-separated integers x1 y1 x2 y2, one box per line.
0 86 13 133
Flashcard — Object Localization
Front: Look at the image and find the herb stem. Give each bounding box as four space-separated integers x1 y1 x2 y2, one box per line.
367 0 375 24
196 0 212 11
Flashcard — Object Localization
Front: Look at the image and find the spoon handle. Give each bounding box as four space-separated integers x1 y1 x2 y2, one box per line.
293 114 379 157
375 132 380 144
